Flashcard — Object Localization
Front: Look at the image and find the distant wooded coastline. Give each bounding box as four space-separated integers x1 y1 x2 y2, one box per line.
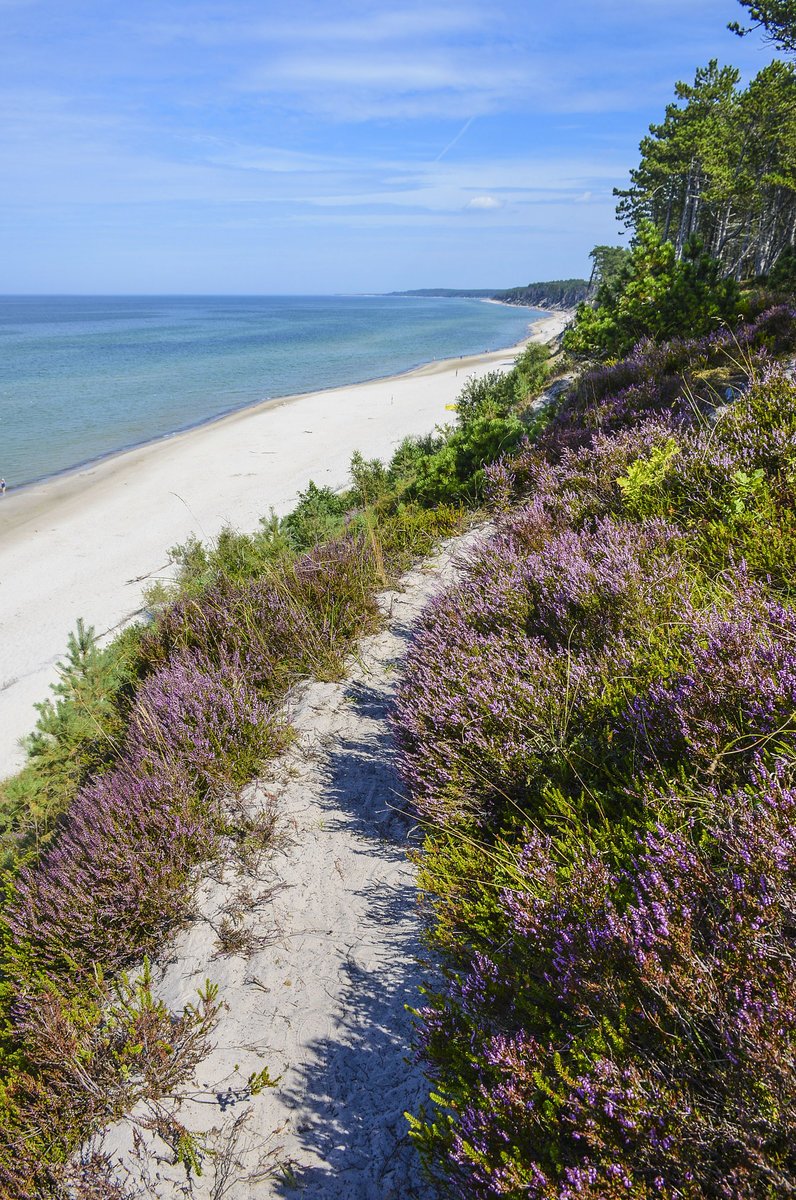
390 278 590 309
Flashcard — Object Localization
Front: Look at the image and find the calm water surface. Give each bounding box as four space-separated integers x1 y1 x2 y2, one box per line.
0 295 542 488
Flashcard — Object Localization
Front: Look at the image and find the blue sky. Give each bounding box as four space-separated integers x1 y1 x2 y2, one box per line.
0 0 778 293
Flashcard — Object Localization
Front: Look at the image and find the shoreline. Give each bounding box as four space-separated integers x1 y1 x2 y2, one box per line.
3 301 546 498
0 310 569 780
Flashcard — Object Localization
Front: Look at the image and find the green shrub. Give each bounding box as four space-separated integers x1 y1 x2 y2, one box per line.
512 341 550 402
0 622 138 863
456 370 516 428
615 438 681 518
280 480 352 550
164 521 292 600
564 223 741 360
456 346 550 430
411 415 525 506
348 449 390 507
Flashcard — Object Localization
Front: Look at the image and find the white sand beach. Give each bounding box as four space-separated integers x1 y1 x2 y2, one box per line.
0 311 568 780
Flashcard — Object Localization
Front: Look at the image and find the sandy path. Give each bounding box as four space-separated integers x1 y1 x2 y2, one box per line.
0 311 569 780
96 522 491 1199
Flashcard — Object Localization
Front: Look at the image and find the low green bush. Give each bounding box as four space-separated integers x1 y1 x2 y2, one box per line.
0 622 139 866
281 480 353 551
456 370 516 427
512 341 551 403
410 414 526 507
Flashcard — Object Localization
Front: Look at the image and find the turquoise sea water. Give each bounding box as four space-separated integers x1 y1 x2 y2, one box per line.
0 295 542 489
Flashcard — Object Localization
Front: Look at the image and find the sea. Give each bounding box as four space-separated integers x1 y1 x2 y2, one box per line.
0 294 543 489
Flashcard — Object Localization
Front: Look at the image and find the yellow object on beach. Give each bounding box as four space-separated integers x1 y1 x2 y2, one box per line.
445 403 458 411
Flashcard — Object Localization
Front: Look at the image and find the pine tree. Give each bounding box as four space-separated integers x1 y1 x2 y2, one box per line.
730 1 796 53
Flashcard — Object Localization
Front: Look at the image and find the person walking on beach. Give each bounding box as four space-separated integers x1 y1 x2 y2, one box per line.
0 479 5 496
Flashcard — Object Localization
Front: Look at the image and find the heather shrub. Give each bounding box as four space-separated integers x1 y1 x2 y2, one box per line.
509 417 680 529
739 302 796 356
482 456 517 513
623 586 796 786
137 530 383 684
718 365 796 477
410 765 796 1199
552 308 796 448
1 547 356 868
4 757 219 980
625 454 795 592
394 517 690 828
607 367 796 589
0 964 220 1197
569 338 702 408
400 543 796 1192
126 650 288 791
396 329 796 1197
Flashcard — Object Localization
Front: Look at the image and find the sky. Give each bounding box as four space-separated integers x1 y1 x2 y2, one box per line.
0 0 780 294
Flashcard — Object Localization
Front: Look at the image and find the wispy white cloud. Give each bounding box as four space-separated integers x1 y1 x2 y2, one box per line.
237 50 531 122
139 5 487 47
0 0 772 290
231 37 713 123
260 7 488 43
260 53 474 90
466 195 501 209
0 86 629 217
